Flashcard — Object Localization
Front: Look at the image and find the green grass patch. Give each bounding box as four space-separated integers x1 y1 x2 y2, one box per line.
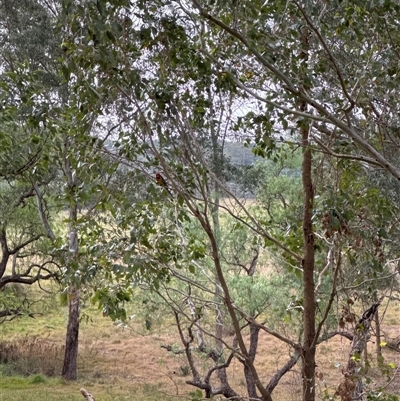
29 373 48 384
0 375 32 389
0 377 185 401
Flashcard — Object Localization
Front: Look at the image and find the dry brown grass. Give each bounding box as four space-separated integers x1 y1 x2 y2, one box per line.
72 300 399 401
0 336 64 377
0 298 399 401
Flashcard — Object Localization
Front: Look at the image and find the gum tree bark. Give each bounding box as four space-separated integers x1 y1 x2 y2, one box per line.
61 152 80 380
62 284 79 380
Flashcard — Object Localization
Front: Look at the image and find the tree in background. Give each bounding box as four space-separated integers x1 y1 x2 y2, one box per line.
0 0 122 380
0 0 61 319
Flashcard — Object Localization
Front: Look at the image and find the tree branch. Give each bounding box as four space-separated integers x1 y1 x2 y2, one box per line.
311 133 383 167
234 305 300 350
295 1 355 109
32 181 56 241
191 0 400 180
9 234 43 255
266 351 301 394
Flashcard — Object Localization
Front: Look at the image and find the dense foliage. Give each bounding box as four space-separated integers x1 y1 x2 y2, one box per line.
0 0 399 400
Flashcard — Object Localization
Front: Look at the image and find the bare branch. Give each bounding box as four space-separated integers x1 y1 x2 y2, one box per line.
295 2 355 109
80 388 95 401
311 133 383 167
14 186 35 208
235 305 300 350
266 351 301 394
9 234 43 255
338 272 398 292
313 237 341 347
0 308 36 319
174 311 201 382
317 330 353 343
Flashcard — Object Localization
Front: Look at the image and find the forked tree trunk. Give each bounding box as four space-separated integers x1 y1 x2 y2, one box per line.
336 303 379 401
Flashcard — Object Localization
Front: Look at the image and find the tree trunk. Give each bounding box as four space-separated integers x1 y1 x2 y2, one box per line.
299 23 316 401
62 151 80 380
374 308 382 365
244 323 260 400
337 303 379 401
62 285 80 380
301 122 316 401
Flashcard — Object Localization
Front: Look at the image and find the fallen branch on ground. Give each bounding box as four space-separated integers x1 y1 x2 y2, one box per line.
80 388 95 401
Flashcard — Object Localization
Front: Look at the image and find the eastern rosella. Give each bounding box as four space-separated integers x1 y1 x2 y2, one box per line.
155 172 173 197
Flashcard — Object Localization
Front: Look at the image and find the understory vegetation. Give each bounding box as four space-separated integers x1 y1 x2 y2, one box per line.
0 285 399 401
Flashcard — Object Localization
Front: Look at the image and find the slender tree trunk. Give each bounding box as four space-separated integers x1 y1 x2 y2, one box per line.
209 93 224 359
62 206 80 379
301 120 316 401
62 149 80 380
374 308 382 365
212 194 224 356
195 209 273 401
244 323 260 400
299 24 316 401
62 285 80 379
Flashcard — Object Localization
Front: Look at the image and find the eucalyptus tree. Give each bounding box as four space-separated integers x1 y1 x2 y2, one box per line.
0 0 61 320
0 181 58 321
59 0 400 400
181 2 400 400
0 0 124 380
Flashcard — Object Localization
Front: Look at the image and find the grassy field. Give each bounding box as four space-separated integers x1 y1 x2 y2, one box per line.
0 289 399 401
0 290 200 401
0 376 181 401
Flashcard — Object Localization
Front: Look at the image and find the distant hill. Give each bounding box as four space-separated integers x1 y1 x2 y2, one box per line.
223 141 259 166
104 138 259 167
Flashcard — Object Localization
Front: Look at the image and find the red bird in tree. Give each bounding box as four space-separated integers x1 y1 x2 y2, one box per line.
155 172 173 197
